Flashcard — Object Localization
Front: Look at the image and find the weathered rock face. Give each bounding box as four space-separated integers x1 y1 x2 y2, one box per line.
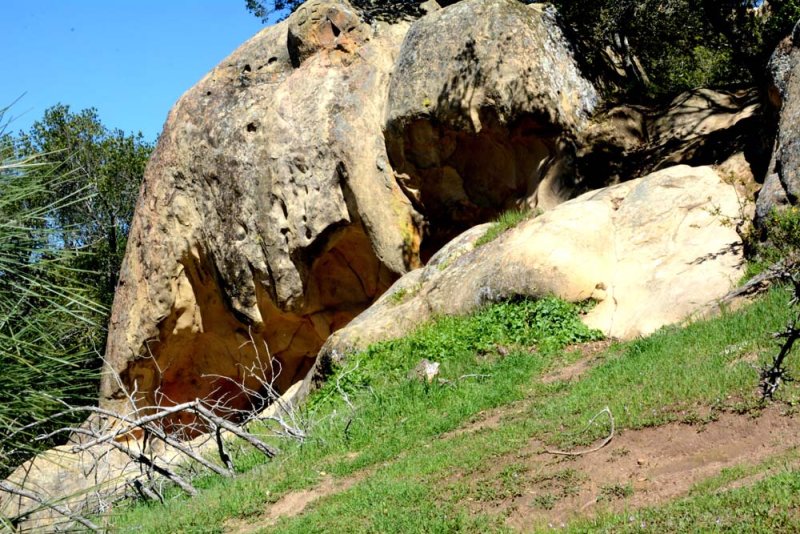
102 0 416 421
318 164 746 365
385 0 598 258
3 1 768 527
757 23 800 223
101 0 596 422
577 88 766 190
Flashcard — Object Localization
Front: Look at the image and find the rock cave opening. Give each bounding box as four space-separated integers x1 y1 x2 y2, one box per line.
385 110 567 261
120 223 394 438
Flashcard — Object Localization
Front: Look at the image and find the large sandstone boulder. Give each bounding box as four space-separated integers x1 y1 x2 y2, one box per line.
100 0 597 423
1 0 765 526
101 0 414 421
385 0 598 257
318 164 746 366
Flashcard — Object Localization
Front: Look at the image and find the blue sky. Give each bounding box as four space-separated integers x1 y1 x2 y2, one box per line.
1 1 268 141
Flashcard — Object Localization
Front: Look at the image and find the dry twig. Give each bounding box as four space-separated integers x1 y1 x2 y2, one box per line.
545 406 615 457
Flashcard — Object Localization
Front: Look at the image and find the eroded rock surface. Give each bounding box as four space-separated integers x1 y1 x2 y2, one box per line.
757 23 800 223
101 0 597 423
577 88 766 190
102 0 416 421
1 0 770 527
319 164 746 366
385 0 598 258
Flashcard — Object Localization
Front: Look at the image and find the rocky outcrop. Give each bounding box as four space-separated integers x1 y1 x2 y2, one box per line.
2 0 769 527
385 0 598 257
100 0 596 424
318 164 746 365
101 0 413 422
577 88 766 190
757 23 800 223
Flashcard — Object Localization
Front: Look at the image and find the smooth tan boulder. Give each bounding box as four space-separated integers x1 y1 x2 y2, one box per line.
319 164 746 365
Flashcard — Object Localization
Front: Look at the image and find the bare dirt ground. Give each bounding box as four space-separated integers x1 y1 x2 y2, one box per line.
467 406 800 531
230 406 800 532
227 345 799 532
226 475 361 533
541 340 614 384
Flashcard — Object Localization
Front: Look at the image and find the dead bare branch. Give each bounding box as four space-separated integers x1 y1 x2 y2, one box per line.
0 481 100 532
2 331 308 531
761 270 800 399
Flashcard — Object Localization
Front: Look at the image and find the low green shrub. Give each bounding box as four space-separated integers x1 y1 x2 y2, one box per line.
745 207 800 279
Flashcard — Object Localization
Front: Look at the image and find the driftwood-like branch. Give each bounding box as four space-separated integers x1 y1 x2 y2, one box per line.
719 260 793 305
193 403 279 458
132 478 163 503
3 326 308 531
0 481 101 532
65 426 198 497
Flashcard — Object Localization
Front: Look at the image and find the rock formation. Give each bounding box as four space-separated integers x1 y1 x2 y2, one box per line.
100 0 598 422
384 0 598 257
757 21 800 223
318 164 747 365
577 87 766 191
1 0 773 527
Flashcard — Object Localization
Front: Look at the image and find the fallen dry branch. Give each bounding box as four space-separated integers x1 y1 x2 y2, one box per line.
545 406 615 457
0 481 100 532
1 338 306 532
719 259 796 305
761 270 800 398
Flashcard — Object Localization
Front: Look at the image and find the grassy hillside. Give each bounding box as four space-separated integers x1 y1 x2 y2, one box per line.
107 287 800 533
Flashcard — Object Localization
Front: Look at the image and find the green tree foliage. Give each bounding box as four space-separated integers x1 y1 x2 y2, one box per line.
245 0 302 22
245 0 800 100
550 0 800 99
0 106 151 476
18 104 153 307
550 0 740 97
245 0 436 23
0 112 105 477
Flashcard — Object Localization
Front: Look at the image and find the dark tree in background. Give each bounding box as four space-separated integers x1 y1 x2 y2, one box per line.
18 104 153 308
245 0 302 22
546 0 800 99
0 106 151 476
245 0 800 100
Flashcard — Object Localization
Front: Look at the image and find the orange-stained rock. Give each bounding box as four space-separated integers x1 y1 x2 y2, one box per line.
100 0 598 423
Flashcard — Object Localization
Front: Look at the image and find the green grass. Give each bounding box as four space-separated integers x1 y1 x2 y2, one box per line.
474 207 536 247
571 469 800 533
107 288 799 533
